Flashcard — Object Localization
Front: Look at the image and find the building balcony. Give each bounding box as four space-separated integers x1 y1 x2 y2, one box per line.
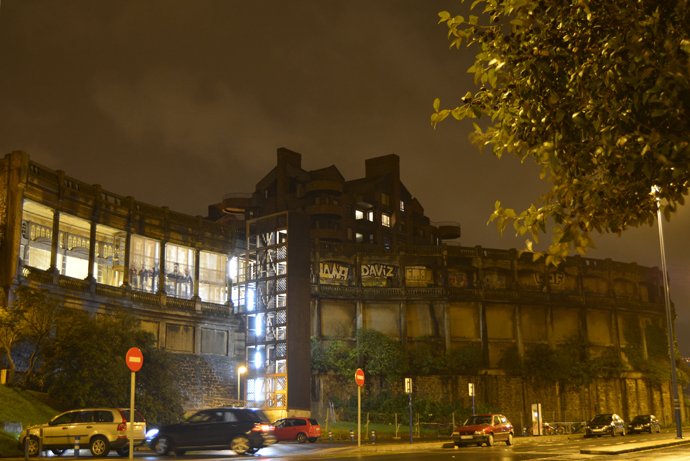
222 193 255 216
304 180 343 195
311 228 345 242
305 204 344 218
432 221 461 240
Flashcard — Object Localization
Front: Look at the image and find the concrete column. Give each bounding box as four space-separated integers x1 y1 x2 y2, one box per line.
193 248 201 299
1 151 30 291
479 302 489 366
158 242 167 295
87 221 97 282
159 321 167 350
612 310 622 359
639 316 649 359
312 297 321 338
49 210 60 274
399 301 407 346
122 231 131 287
546 304 555 348
515 304 524 359
443 300 451 353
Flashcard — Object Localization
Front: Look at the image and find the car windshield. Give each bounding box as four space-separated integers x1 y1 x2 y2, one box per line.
590 415 613 423
632 416 650 423
463 416 493 426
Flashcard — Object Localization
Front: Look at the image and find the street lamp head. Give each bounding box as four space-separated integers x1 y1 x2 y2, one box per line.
238 366 247 374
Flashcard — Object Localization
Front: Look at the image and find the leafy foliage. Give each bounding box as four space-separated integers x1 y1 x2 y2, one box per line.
331 389 498 424
433 0 690 264
42 309 185 426
503 338 624 385
311 332 483 379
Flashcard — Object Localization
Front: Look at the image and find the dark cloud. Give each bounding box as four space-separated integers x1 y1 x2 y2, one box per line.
1 0 688 354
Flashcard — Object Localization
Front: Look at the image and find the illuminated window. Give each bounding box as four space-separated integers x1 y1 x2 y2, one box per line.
400 200 405 212
130 235 160 293
199 251 228 304
367 210 374 222
165 243 195 299
356 233 363 243
382 213 391 227
355 209 364 220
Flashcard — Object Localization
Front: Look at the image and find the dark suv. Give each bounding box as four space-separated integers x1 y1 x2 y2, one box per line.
147 407 276 456
585 414 626 437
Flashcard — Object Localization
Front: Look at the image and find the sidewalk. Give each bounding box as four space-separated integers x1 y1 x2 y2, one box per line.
580 437 690 455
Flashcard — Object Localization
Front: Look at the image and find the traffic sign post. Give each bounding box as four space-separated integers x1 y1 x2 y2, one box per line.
469 383 475 415
405 378 412 444
355 369 364 448
125 348 143 460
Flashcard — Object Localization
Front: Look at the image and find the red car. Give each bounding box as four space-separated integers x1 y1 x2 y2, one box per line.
451 414 514 447
273 417 321 443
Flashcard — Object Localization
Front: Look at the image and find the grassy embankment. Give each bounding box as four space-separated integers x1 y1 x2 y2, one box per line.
0 386 61 457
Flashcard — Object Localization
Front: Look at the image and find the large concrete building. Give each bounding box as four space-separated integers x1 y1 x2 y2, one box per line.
0 149 683 424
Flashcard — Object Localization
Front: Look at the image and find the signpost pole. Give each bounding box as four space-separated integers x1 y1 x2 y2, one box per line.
405 378 412 445
129 371 135 460
125 347 143 461
358 384 361 448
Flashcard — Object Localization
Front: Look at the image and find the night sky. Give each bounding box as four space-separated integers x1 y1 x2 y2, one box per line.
1 1 689 355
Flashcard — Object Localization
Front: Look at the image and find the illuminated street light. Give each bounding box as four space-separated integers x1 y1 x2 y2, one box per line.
238 366 247 402
651 185 683 439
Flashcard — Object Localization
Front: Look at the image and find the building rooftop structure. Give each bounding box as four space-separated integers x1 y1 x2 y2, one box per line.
208 148 461 247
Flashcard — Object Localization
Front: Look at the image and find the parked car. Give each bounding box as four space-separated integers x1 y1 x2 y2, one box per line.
147 407 276 456
115 409 147 456
584 413 626 437
451 414 514 447
273 417 321 443
627 414 661 434
17 408 140 457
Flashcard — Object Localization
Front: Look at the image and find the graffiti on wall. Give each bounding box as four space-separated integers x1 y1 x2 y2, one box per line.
534 272 565 285
362 263 398 287
318 261 352 285
448 271 474 288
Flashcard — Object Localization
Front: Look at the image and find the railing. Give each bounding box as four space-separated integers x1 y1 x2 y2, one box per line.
130 290 161 307
22 266 54 284
222 192 254 200
362 287 403 297
201 302 232 316
58 276 90 292
166 297 196 312
405 287 443 297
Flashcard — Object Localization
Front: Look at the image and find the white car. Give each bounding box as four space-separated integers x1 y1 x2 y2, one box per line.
18 408 146 457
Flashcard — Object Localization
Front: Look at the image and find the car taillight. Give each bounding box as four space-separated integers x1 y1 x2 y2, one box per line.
251 424 273 432
117 423 127 432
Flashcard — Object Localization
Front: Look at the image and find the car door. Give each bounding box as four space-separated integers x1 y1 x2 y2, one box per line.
42 412 75 447
67 410 97 446
175 410 216 448
493 416 505 441
273 419 287 441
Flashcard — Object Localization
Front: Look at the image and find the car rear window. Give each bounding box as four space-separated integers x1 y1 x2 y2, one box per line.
233 409 268 423
119 410 144 422
293 419 307 426
308 419 319 425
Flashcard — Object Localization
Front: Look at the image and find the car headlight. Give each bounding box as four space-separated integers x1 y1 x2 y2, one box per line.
146 429 159 439
474 431 483 435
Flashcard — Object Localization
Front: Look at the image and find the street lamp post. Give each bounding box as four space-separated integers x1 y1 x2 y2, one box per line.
238 366 247 403
652 186 683 439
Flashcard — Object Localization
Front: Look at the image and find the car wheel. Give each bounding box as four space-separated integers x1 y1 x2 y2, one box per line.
116 447 129 457
153 436 171 456
296 432 308 443
90 436 111 457
657 426 661 434
486 433 494 447
230 436 250 455
174 450 186 456
611 427 616 437
25 436 40 457
52 449 67 456
621 427 625 436
506 432 514 445
308 437 318 443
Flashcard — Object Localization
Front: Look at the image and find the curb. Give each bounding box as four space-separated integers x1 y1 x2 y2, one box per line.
580 438 690 455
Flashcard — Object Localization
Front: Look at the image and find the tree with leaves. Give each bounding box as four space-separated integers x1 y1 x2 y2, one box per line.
432 0 690 265
42 309 185 426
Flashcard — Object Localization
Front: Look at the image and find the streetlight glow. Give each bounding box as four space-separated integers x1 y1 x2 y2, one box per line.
238 365 247 402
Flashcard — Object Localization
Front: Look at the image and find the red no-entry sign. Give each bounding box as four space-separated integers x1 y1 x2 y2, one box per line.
355 368 365 386
126 347 143 372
